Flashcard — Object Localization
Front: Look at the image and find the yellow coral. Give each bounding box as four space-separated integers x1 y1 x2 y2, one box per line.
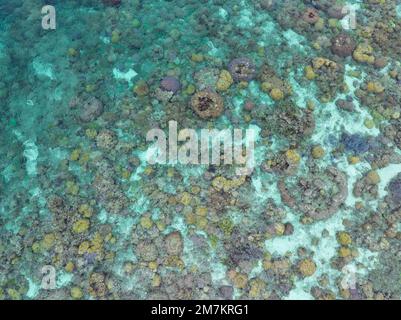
42 233 56 250
32 241 41 253
364 119 375 129
7 288 21 300
304 66 317 80
196 216 208 229
65 261 74 273
167 167 175 177
67 48 78 57
366 81 384 94
111 30 120 43
79 204 93 218
73 219 90 234
238 81 248 89
249 279 265 298
78 241 90 255
140 215 153 229
328 18 339 28
314 18 325 30
79 153 90 165
143 166 153 176
164 255 185 269
285 149 301 164
85 84 96 93
180 192 192 206
312 57 337 70
91 233 103 251
337 232 352 246
353 44 375 64
85 128 97 139
366 170 381 185
274 222 285 236
70 149 81 161
191 185 201 194
348 156 360 165
298 258 317 277
148 261 158 271
216 70 233 92
233 273 248 289
66 181 79 195
70 287 83 299
184 84 196 95
185 212 196 225
338 247 351 258
263 259 272 270
261 81 273 93
211 175 246 192
312 145 325 159
152 274 161 287
156 220 166 231
195 207 208 217
191 53 204 63
270 88 284 101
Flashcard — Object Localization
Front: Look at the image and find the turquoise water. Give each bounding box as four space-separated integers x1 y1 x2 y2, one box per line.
1 0 401 300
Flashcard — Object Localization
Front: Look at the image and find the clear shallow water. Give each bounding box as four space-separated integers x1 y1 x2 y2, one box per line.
1 0 401 300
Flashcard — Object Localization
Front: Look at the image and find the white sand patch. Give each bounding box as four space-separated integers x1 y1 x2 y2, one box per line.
207 40 223 58
248 81 273 105
237 8 254 28
57 271 73 288
113 67 138 85
23 140 39 176
377 163 401 198
283 30 307 53
266 207 353 298
288 71 317 108
32 59 55 80
26 278 41 299
218 8 228 20
131 147 152 181
100 36 110 44
340 2 361 31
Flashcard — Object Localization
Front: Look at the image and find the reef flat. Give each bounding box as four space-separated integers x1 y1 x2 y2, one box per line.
0 0 401 300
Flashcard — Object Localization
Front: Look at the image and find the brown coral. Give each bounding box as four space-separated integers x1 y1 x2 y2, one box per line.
303 8 319 24
191 90 224 119
331 34 356 58
164 231 183 256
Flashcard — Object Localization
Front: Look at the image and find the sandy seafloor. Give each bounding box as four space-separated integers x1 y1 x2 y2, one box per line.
0 0 401 300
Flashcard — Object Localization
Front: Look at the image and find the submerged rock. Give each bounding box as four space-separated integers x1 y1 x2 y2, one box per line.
387 173 401 209
79 97 104 122
228 57 256 82
331 34 356 58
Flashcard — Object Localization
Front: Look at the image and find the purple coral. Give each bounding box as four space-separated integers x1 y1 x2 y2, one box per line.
341 133 370 154
160 76 181 93
228 57 256 82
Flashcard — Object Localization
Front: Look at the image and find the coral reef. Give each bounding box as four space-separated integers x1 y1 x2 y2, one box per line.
228 58 257 82
1 0 400 301
190 90 224 119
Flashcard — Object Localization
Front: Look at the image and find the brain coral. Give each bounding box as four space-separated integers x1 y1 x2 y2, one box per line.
191 90 224 119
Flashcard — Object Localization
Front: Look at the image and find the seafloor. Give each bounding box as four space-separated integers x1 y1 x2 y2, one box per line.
0 0 401 300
